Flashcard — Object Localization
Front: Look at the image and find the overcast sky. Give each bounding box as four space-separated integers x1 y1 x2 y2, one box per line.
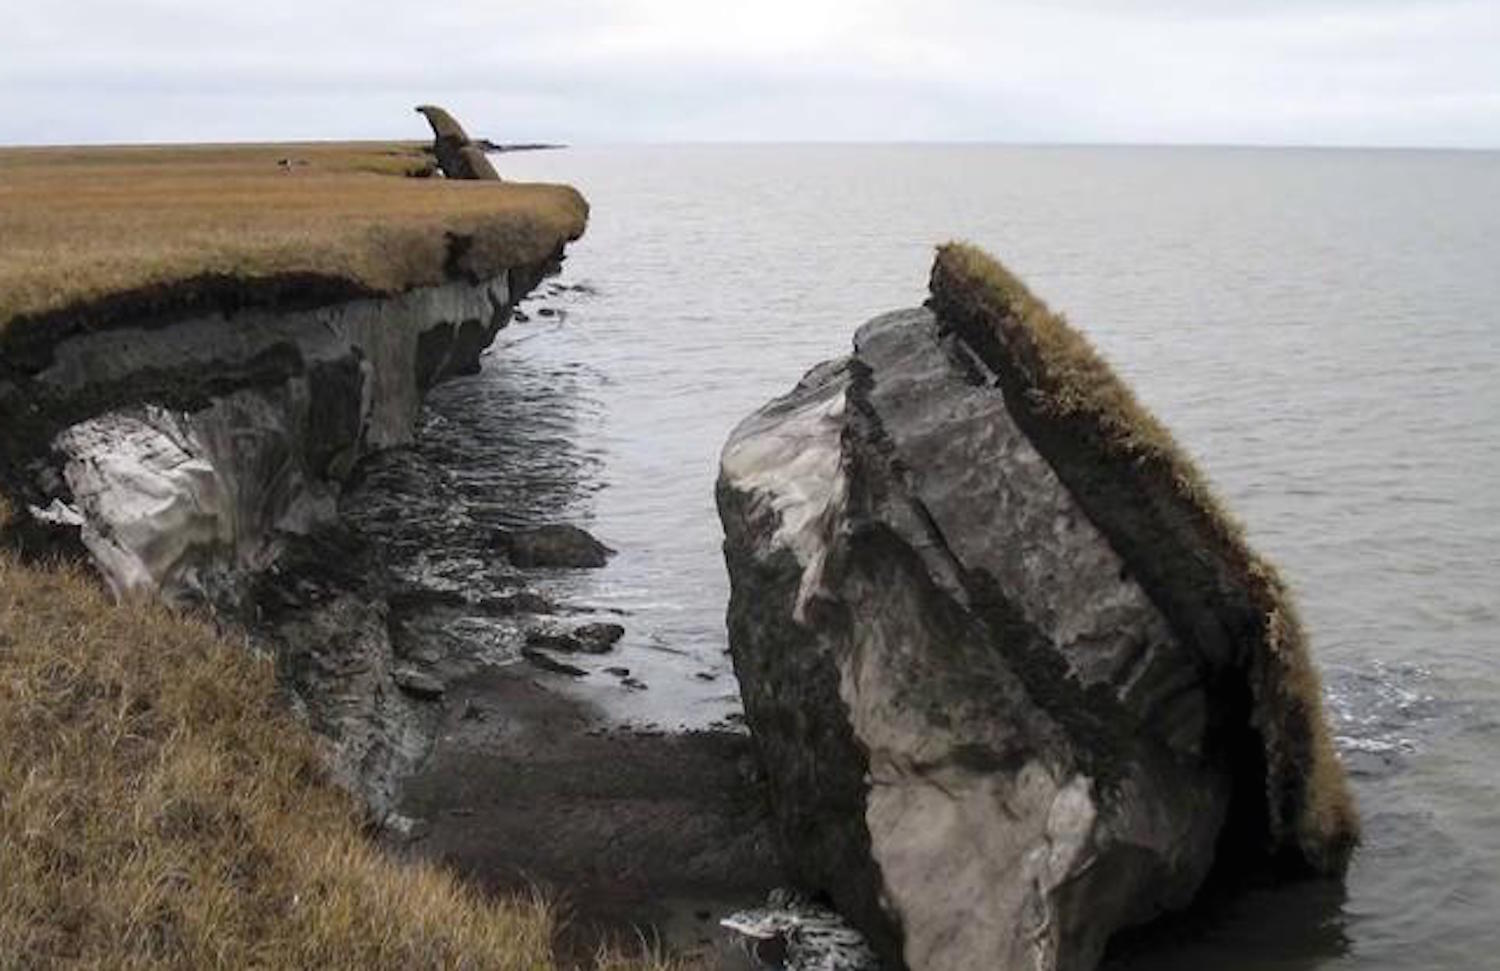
2 0 1496 147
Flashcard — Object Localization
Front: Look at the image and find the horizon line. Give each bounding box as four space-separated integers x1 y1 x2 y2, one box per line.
2 136 1497 154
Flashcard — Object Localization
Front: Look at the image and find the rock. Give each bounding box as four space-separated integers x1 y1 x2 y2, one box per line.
393 666 445 700
716 244 1358 971
406 645 442 666
525 622 620 653
521 646 587 677
494 524 614 569
388 586 470 613
572 621 625 652
525 627 581 652
414 105 501 181
479 590 557 615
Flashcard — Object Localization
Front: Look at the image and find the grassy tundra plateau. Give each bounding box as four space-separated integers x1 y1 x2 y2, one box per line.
0 146 678 970
0 142 586 333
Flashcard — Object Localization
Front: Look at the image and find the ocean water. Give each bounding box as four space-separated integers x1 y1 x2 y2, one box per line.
420 145 1500 969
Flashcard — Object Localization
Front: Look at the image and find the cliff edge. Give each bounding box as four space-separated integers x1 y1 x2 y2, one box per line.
0 140 587 812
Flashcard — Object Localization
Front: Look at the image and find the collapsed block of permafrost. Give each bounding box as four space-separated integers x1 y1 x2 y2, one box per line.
415 105 501 181
717 243 1357 971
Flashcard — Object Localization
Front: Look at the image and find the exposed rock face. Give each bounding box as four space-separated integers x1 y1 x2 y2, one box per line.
415 105 501 181
717 247 1357 971
0 256 568 813
23 274 512 599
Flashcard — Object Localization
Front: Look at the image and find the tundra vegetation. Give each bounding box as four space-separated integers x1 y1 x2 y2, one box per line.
0 144 672 969
0 142 586 334
0 552 680 971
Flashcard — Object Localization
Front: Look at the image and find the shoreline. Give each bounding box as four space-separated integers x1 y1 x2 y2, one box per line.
392 663 778 964
0 139 780 966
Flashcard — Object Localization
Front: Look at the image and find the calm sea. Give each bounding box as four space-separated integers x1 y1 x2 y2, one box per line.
415 145 1500 969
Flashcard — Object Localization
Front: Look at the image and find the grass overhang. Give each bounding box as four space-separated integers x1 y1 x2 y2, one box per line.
928 241 1359 878
0 142 587 348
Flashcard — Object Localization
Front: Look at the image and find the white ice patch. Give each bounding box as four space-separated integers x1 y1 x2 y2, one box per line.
27 498 85 526
721 383 848 621
1043 774 1097 880
54 408 227 597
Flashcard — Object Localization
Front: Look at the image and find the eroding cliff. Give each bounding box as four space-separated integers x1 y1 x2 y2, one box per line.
1 248 573 813
16 275 514 597
416 104 502 180
717 245 1357 971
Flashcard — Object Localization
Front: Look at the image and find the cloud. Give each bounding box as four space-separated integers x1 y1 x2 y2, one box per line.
0 0 1495 146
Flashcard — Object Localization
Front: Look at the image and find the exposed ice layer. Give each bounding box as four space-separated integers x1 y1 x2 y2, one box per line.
719 360 849 621
58 409 224 597
56 396 332 598
41 274 511 599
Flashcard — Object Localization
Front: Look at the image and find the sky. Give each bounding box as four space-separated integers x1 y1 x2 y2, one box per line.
1 0 1497 148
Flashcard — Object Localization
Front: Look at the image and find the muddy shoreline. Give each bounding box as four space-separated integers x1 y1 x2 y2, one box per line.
390 663 779 964
318 285 785 965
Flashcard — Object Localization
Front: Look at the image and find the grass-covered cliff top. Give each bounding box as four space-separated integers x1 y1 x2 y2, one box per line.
0 541 668 970
928 242 1358 876
0 142 587 336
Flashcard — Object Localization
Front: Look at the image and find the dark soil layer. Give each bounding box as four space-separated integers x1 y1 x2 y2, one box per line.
394 665 783 966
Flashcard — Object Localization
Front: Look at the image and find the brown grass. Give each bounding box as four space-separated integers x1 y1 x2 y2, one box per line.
0 555 678 970
931 242 1226 512
0 142 587 334
929 242 1358 874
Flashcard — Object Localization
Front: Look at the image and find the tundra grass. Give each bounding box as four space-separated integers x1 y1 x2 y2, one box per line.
929 242 1358 873
0 142 587 334
0 554 678 970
